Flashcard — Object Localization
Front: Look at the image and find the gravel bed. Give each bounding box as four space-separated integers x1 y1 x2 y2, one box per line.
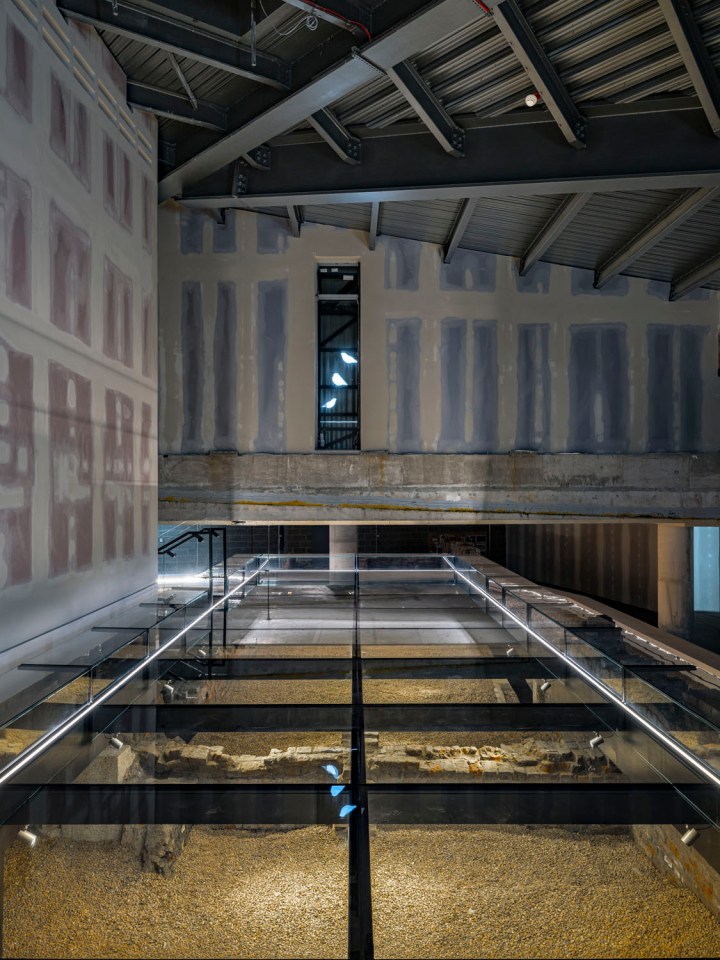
370 825 720 959
5 824 720 958
4 827 347 959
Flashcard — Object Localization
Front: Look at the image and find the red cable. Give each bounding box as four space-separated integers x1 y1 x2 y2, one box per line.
311 3 373 43
472 0 492 13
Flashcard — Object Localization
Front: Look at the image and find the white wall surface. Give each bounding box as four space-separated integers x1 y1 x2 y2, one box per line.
0 0 158 650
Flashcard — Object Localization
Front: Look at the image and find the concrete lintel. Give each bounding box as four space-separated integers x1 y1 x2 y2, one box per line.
158 452 720 524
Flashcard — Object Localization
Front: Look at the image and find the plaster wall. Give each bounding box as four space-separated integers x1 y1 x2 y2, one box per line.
0 0 158 650
158 209 720 457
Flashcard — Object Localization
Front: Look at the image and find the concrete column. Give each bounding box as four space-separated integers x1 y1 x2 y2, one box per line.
329 525 357 582
657 524 694 640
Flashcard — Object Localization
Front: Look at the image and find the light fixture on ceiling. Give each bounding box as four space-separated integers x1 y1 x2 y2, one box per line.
540 680 552 692
681 826 700 847
525 91 540 107
18 827 37 848
589 734 605 749
331 372 348 387
341 352 358 364
322 398 337 409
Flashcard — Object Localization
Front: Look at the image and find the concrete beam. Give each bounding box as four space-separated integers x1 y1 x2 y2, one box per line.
158 452 720 524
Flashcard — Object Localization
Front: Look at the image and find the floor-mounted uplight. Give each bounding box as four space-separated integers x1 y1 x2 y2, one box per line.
340 352 357 364
681 826 700 847
18 828 37 848
331 372 348 387
322 398 337 409
108 736 124 750
540 680 552 693
589 734 605 749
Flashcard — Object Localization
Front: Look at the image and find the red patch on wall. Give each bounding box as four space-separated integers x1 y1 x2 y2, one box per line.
0 161 32 309
103 257 133 367
50 203 91 345
48 361 93 577
140 402 152 555
0 335 34 588
5 22 32 121
103 389 135 562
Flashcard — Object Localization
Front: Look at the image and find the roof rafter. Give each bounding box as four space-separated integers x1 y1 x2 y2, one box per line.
58 0 291 89
368 201 381 250
595 187 720 288
658 0 720 136
443 198 477 263
308 109 362 164
518 194 590 276
670 251 720 300
487 0 586 147
126 82 228 131
386 59 465 157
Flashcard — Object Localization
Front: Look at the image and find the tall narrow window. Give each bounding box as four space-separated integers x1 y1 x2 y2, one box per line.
316 264 360 450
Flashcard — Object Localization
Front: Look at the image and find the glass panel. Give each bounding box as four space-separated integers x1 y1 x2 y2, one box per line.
317 297 359 451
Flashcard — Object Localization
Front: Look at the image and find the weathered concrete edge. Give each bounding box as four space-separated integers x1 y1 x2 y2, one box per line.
158 453 720 523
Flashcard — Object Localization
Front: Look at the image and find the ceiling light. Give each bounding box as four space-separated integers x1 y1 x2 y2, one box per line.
589 734 604 749
331 373 348 387
18 828 37 848
341 352 357 364
525 91 540 107
681 826 700 847
322 398 337 409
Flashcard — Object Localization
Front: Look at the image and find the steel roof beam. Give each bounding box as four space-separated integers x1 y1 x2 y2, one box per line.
387 59 465 157
595 187 720 288
287 205 303 237
658 0 720 136
283 0 372 37
518 194 590 275
368 201 381 250
159 0 483 200
126 82 228 131
308 108 362 164
670 251 720 300
487 0 586 147
58 0 291 89
442 198 477 263
177 104 720 207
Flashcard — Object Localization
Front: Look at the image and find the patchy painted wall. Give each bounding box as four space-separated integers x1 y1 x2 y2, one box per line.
0 0 157 649
505 523 659 615
158 206 719 458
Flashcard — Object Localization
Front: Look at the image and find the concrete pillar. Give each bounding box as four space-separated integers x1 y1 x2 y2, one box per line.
657 524 694 640
329 524 357 582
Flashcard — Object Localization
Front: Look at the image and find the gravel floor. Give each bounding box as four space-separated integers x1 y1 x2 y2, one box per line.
5 824 720 959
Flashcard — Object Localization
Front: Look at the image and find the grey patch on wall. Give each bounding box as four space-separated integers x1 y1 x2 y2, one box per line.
381 237 421 290
256 213 290 254
440 317 467 451
515 324 551 451
213 210 236 253
568 324 629 453
256 279 287 451
515 261 551 295
387 317 421 452
472 320 499 452
180 209 205 254
679 326 706 451
440 250 496 292
214 282 237 450
648 321 710 451
571 266 629 297
181 281 204 452
647 325 675 451
647 279 670 300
